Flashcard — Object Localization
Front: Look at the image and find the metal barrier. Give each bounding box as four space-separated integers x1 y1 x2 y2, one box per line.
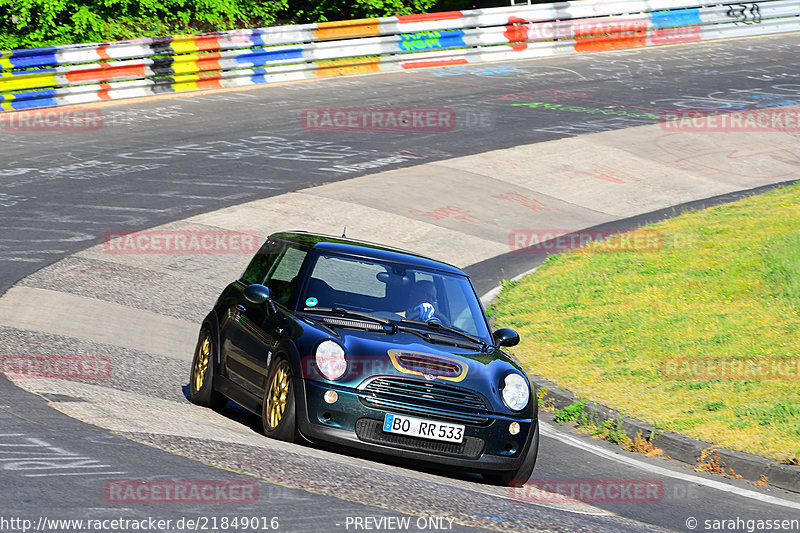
1 0 798 111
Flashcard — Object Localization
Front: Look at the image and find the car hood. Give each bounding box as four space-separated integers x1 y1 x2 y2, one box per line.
300 325 530 415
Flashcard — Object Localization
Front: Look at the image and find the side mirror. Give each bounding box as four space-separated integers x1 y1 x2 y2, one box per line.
493 328 520 348
244 284 271 305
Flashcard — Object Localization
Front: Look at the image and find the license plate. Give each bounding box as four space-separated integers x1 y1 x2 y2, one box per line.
382 413 464 444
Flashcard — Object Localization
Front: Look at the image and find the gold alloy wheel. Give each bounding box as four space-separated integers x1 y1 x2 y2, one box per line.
194 335 211 391
266 361 291 430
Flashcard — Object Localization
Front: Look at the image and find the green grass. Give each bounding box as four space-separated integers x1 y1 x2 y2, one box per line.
764 232 800 306
494 182 800 461
553 400 585 423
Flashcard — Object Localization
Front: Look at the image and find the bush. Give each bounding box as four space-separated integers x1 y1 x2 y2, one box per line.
0 0 289 49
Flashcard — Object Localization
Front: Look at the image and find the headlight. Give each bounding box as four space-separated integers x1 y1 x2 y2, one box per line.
315 340 347 380
501 373 529 411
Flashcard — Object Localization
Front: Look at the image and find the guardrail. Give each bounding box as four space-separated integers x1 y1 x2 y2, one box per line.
1 0 798 111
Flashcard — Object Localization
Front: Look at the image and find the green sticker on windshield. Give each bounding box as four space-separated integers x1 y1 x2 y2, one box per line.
305 297 318 307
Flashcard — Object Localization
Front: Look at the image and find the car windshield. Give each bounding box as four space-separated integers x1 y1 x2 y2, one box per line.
298 252 491 341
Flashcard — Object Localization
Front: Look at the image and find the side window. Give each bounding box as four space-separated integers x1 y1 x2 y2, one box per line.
440 275 484 336
265 246 308 307
240 240 281 286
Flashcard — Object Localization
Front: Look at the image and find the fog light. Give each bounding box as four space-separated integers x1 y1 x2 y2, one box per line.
509 422 520 435
324 390 338 404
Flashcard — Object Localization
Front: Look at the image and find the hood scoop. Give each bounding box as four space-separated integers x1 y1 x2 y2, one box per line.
388 349 467 382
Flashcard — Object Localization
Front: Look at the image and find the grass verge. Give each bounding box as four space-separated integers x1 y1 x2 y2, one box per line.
494 182 800 462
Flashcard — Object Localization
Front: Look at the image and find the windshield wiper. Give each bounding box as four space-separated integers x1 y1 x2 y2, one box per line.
399 319 488 351
308 307 396 329
393 324 466 349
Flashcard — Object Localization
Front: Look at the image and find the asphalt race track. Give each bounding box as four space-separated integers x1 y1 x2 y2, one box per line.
2 33 800 532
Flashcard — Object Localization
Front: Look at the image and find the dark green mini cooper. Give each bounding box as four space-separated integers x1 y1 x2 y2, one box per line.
189 231 538 485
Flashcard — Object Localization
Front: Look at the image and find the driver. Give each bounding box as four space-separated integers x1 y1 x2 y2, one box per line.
405 280 437 322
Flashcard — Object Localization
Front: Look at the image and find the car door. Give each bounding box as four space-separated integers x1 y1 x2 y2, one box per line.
219 239 281 394
223 243 308 397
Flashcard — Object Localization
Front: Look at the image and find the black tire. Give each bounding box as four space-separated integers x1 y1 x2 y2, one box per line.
261 355 298 442
484 421 540 487
189 327 227 409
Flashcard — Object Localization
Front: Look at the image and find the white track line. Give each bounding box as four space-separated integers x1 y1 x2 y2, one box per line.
540 422 800 511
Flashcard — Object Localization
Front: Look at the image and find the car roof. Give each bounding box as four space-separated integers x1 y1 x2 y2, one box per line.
270 231 466 275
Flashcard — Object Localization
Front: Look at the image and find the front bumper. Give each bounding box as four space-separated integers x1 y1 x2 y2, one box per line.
295 378 538 473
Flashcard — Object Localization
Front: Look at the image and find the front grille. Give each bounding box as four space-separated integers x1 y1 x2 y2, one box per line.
360 377 490 425
355 418 485 459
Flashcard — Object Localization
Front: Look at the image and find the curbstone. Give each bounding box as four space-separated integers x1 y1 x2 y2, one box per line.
765 463 800 493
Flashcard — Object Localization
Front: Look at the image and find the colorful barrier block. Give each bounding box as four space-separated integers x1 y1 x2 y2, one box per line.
1 0 798 112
